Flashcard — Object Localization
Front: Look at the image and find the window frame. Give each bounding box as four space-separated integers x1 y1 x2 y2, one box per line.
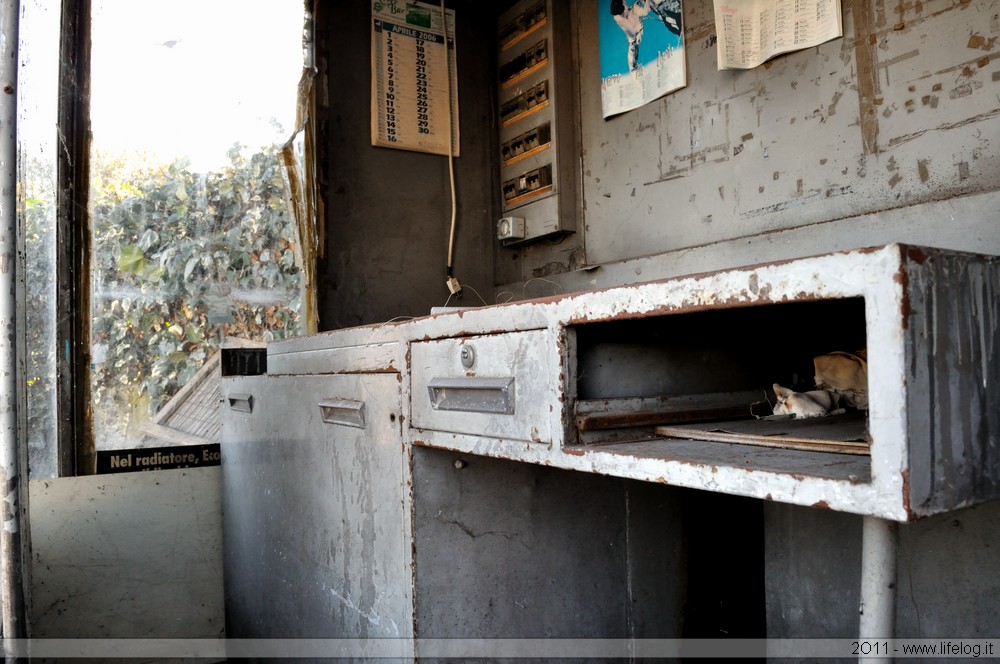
56 0 93 475
51 0 318 476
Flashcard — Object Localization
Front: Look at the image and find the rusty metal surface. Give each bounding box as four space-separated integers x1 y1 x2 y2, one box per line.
570 437 871 481
576 406 749 431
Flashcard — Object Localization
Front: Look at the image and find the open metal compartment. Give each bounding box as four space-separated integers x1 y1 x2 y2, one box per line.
376 243 995 522
550 245 999 521
564 298 872 482
570 297 868 438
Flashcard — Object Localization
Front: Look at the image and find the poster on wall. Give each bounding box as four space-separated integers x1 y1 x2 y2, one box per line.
598 0 687 119
371 0 460 155
713 0 843 70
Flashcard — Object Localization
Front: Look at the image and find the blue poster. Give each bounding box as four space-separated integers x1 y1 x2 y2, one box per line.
598 0 686 118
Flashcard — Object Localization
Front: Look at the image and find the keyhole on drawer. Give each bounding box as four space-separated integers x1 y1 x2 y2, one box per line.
389 413 396 422
460 345 476 369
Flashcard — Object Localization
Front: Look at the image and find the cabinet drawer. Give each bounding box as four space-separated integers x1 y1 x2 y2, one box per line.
410 330 556 443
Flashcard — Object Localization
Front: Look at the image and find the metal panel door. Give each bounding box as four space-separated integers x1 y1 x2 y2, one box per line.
221 373 412 659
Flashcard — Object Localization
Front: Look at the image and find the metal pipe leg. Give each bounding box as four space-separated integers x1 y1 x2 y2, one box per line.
859 515 899 660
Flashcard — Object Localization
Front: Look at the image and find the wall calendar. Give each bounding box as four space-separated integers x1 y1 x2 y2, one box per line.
371 1 460 156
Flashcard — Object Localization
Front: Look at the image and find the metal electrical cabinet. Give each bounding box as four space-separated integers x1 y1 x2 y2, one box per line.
221 367 413 657
495 0 579 244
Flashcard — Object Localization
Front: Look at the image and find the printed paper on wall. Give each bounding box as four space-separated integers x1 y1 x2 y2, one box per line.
598 0 687 118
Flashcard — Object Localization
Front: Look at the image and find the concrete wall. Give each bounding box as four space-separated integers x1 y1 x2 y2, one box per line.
765 500 1000 653
29 467 224 639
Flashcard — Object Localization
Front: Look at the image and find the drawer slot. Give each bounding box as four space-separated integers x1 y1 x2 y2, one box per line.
427 377 515 415
410 330 554 443
227 393 254 413
319 398 367 429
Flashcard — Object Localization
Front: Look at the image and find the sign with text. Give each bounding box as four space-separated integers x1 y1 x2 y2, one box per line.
96 443 221 474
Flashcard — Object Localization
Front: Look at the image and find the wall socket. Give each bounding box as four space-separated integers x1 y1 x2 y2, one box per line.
496 216 526 240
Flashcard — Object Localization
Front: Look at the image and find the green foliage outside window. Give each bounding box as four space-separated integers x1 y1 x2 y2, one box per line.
23 156 58 476
89 144 302 446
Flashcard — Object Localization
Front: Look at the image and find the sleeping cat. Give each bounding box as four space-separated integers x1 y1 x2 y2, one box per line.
813 351 868 410
771 383 842 419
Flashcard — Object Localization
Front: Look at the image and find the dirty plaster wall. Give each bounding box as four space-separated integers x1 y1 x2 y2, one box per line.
499 0 1000 292
315 0 499 330
29 468 224 639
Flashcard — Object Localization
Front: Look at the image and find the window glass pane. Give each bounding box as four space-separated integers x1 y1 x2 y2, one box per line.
20 0 60 478
89 0 305 451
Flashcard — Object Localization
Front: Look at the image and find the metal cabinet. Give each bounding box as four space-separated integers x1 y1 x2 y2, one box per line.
496 0 579 244
406 245 1000 522
219 244 999 653
221 372 413 656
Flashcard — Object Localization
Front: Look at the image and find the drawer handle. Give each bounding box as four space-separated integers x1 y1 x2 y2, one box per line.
319 398 367 429
227 393 254 413
427 377 515 415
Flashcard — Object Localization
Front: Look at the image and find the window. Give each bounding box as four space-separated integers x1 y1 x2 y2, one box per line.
22 0 314 476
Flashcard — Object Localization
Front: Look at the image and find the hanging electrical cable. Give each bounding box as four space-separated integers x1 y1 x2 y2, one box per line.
440 0 462 298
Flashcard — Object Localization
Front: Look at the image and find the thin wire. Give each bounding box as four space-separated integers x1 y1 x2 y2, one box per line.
460 284 490 306
492 279 561 305
440 0 457 275
441 283 489 307
522 277 561 298
364 316 415 347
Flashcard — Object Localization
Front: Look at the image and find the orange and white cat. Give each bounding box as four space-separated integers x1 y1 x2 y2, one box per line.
771 383 842 419
813 351 868 410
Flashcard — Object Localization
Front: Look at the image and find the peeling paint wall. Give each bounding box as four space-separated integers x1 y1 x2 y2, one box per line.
503 0 1000 289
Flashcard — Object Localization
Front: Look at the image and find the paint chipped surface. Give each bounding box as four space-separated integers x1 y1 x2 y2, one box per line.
219 372 415 648
264 245 996 523
3 486 17 533
571 0 999 268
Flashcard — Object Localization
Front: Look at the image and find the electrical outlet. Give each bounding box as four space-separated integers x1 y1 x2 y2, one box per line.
497 216 526 240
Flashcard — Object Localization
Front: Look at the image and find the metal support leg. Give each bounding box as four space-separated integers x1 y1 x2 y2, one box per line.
859 516 898 661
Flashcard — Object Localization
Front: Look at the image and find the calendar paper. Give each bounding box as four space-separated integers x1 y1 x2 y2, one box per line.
371 1 460 155
714 0 842 70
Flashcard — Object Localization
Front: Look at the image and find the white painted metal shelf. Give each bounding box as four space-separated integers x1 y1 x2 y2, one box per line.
263 243 999 522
